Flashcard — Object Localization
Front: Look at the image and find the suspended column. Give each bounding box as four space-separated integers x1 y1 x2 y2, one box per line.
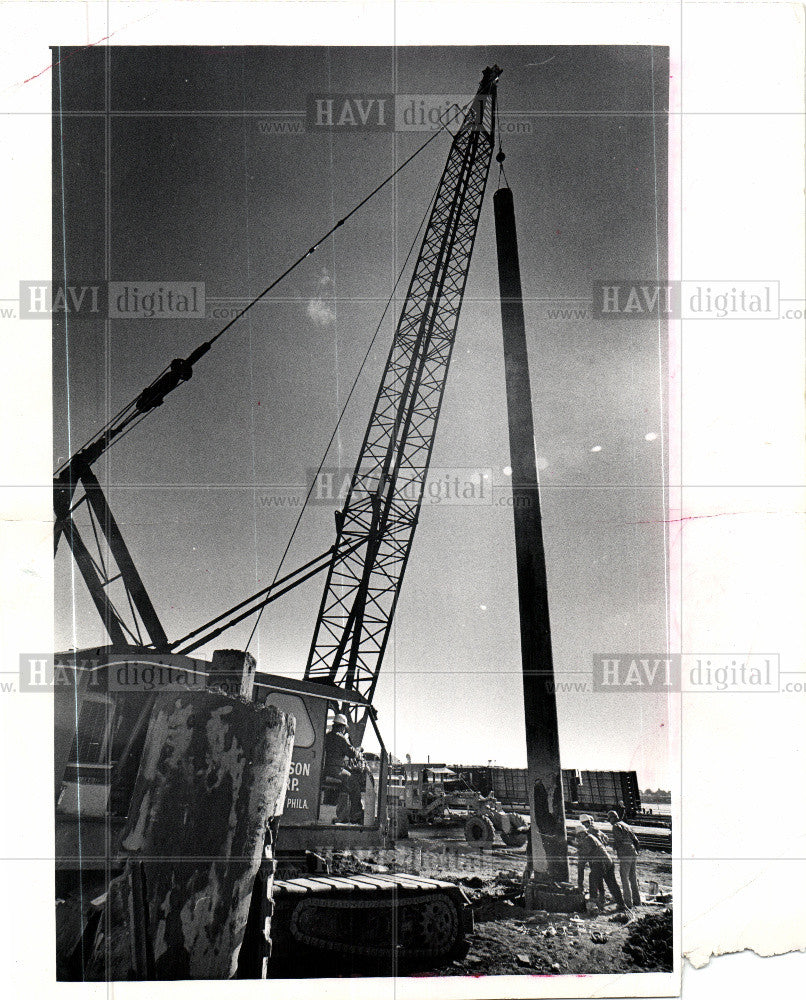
494 185 568 883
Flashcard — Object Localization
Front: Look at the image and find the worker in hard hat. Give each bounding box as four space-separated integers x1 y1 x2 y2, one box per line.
578 813 611 849
576 817 607 905
607 809 642 907
575 823 627 911
323 713 367 823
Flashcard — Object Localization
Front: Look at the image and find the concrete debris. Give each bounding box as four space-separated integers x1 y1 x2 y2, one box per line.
382 833 673 977
460 875 485 888
329 852 371 875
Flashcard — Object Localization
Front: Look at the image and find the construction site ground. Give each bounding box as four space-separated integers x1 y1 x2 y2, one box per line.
315 825 673 977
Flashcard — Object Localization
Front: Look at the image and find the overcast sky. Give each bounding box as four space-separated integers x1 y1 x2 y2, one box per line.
54 45 672 787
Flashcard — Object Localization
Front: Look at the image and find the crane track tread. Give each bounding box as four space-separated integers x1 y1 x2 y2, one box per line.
276 876 334 893
283 891 465 960
324 874 417 891
305 876 377 891
345 873 457 890
274 872 460 896
273 881 308 895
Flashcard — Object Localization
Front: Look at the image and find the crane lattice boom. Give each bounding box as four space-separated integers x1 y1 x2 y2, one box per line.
304 67 501 722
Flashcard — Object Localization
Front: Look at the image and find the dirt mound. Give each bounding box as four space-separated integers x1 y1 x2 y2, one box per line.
623 908 673 969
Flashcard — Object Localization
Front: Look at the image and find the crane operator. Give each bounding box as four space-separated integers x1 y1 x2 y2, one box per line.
323 713 367 823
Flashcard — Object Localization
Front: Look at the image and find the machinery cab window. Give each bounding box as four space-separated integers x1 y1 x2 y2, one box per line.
57 693 116 817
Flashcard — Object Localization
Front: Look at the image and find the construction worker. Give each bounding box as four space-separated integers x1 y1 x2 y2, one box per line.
575 817 604 903
323 713 366 823
575 820 627 911
579 812 610 845
607 809 641 907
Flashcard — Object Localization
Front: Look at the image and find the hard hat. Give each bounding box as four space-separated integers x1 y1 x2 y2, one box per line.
333 713 348 727
579 814 594 827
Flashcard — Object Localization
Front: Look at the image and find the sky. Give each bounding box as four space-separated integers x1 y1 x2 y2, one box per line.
53 45 672 788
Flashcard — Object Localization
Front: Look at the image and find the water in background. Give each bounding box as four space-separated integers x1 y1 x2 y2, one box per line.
642 802 672 816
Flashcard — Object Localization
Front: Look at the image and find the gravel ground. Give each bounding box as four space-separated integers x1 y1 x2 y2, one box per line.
321 826 673 977
431 896 673 976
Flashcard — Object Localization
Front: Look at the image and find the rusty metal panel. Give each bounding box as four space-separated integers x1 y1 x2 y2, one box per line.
88 689 294 980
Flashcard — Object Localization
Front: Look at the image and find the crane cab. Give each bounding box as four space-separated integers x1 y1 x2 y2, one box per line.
253 673 390 852
53 646 391 884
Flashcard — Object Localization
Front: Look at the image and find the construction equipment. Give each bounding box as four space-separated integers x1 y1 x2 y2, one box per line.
53 646 472 975
463 794 530 848
54 648 295 980
303 68 501 739
397 763 456 825
54 65 502 974
269 873 472 972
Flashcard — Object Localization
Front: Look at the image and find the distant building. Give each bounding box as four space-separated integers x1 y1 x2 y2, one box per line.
447 765 642 818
